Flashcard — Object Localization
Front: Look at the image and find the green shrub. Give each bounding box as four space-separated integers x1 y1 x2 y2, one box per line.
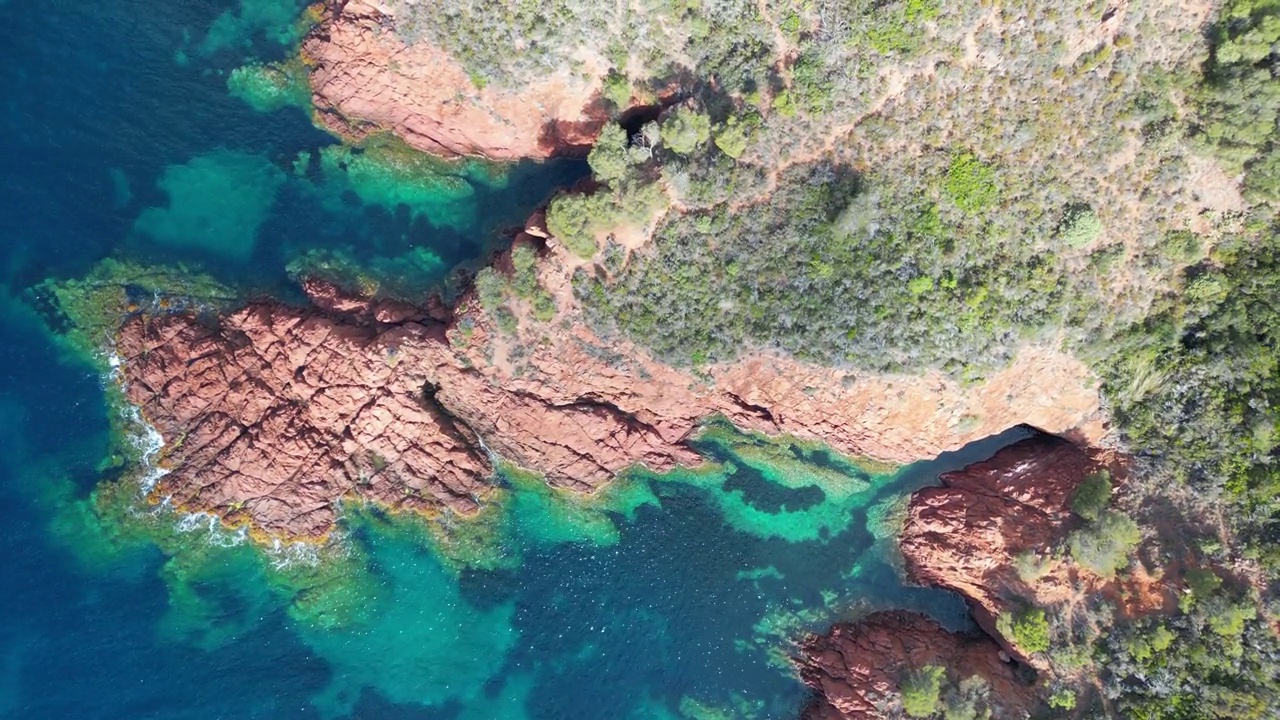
772 90 798 118
901 665 946 718
1126 623 1176 662
714 123 749 159
1059 205 1103 247
531 291 557 322
907 276 934 295
1185 567 1223 598
1014 549 1052 583
662 107 711 156
602 69 631 109
511 244 540 298
1072 470 1113 521
1165 231 1205 264
863 0 940 55
588 123 631 183
789 50 834 112
473 267 507 314
1048 688 1077 710
1076 43 1114 74
943 153 999 213
1069 510 1141 578
493 306 518 335
997 606 1050 654
1207 602 1256 638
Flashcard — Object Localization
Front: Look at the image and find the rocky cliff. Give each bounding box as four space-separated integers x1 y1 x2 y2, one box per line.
798 611 1035 720
302 2 607 159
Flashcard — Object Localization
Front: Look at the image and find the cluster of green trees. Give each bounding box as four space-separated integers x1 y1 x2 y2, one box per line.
390 0 778 103
1083 0 1280 573
470 242 558 334
1194 0 1280 202
1100 569 1280 719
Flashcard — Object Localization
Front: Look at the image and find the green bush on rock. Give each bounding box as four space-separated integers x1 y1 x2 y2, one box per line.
1069 510 1141 578
1071 470 1113 522
997 606 1050 654
901 665 946 718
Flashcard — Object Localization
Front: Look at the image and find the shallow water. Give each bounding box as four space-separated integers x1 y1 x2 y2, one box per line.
0 2 1021 718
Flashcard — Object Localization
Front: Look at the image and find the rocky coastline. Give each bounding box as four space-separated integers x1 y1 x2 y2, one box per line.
798 610 1036 720
112 215 1103 542
797 432 1178 718
95 8 1127 714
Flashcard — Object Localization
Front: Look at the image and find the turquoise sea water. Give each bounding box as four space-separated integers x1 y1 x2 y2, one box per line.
0 2 1022 718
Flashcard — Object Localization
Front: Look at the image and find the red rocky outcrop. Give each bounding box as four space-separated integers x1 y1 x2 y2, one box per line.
115 277 1104 541
899 433 1096 655
797 434 1097 719
798 611 1035 720
302 2 608 159
116 282 704 539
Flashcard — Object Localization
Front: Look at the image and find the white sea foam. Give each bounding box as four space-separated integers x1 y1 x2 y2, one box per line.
102 360 170 494
122 404 170 494
176 511 219 534
267 540 321 570
173 511 247 547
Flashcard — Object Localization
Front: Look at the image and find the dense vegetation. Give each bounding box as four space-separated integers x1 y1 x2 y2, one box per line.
560 0 1216 375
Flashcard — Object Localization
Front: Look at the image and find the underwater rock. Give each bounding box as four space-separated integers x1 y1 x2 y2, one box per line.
302 2 608 160
797 611 1035 720
899 432 1096 658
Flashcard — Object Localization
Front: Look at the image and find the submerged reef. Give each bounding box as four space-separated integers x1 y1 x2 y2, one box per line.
228 58 311 113
133 150 287 261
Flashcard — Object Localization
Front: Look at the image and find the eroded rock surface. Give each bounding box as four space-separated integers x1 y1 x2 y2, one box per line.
798 611 1035 720
303 2 607 159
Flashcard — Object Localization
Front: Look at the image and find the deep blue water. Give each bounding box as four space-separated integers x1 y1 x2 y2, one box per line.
0 2 1021 718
